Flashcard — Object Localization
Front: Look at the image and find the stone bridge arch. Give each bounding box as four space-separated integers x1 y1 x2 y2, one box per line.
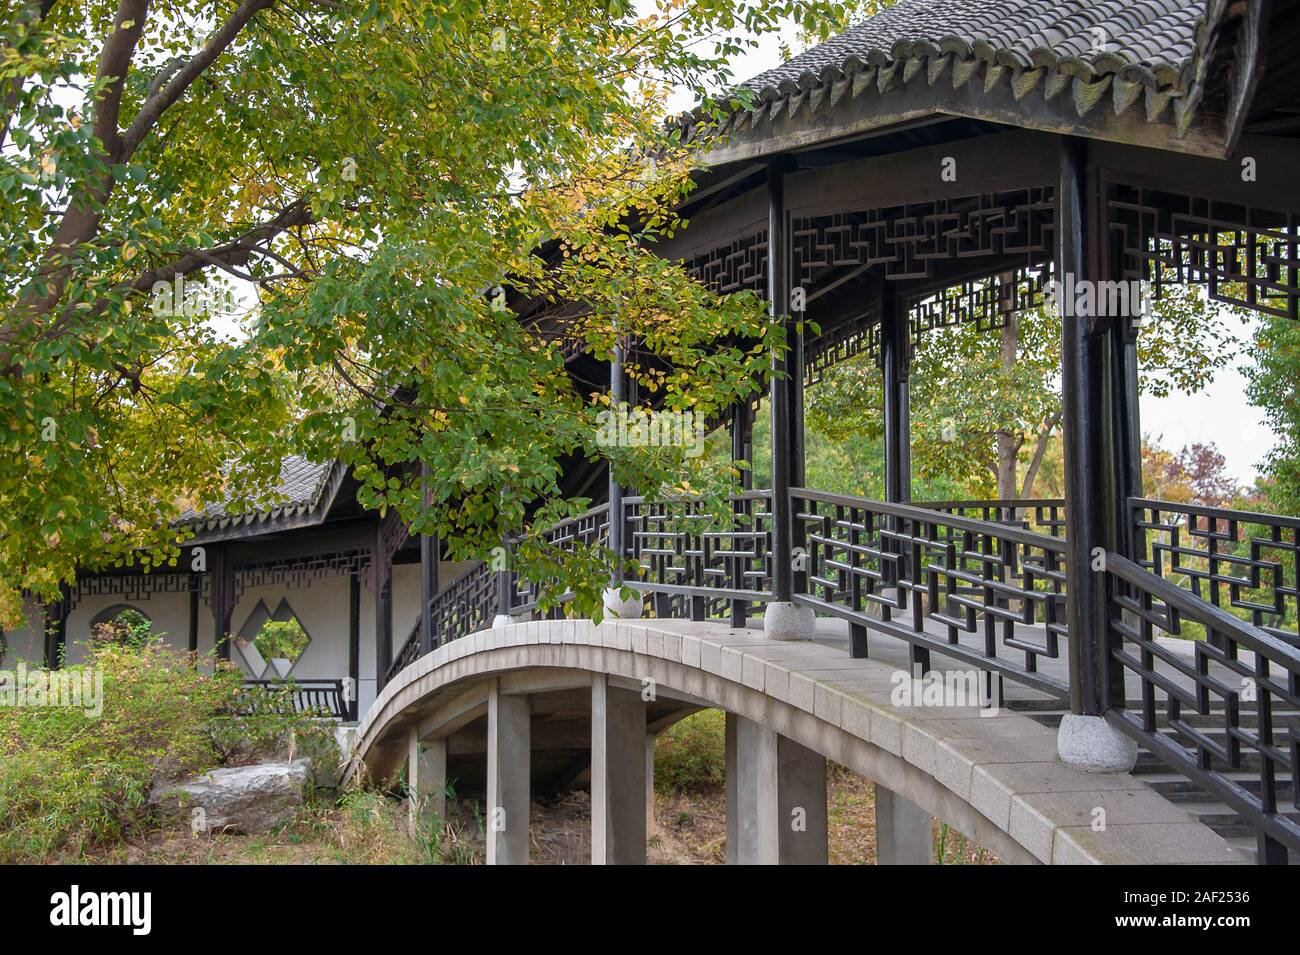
357 617 1245 865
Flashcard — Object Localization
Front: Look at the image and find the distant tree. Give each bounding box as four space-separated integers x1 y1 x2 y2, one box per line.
249 618 309 664
807 282 1244 502
1244 315 1300 514
1141 436 1240 507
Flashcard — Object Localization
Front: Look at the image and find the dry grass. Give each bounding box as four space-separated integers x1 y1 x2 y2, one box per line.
81 765 998 865
83 790 426 865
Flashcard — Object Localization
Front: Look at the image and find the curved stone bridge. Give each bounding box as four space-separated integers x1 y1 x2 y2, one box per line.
357 616 1249 865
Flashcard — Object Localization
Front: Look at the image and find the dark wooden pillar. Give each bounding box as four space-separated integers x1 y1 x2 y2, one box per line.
348 571 361 720
374 523 394 691
1057 136 1124 719
210 545 233 661
731 400 751 629
787 321 806 490
880 288 919 667
1109 302 1143 561
733 400 753 491
608 335 626 587
187 575 199 655
497 561 512 619
43 584 69 669
881 290 911 505
768 156 795 604
419 463 437 655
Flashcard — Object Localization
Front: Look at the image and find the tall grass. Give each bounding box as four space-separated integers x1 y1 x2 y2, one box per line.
0 639 324 862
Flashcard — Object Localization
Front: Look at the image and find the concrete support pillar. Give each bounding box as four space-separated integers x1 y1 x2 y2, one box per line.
725 713 739 864
487 681 530 865
875 784 932 865
407 728 447 835
725 712 827 864
646 733 656 838
591 675 647 864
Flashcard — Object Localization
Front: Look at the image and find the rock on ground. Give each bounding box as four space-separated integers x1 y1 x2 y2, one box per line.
150 759 313 834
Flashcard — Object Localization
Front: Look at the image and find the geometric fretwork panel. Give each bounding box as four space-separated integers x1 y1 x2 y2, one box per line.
508 503 610 615
793 488 1070 699
684 231 768 295
386 559 498 684
1107 549 1300 857
682 188 1055 300
683 190 1055 381
232 548 372 602
625 491 774 602
909 266 1052 338
1133 498 1300 649
1109 183 1300 320
793 188 1054 289
805 310 878 386
804 265 1051 381
69 573 198 611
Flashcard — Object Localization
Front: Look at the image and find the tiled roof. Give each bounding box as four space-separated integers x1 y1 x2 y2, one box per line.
178 455 341 537
713 0 1232 138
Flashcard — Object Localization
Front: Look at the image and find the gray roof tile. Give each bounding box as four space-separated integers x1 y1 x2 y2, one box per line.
740 0 1208 104
179 455 335 526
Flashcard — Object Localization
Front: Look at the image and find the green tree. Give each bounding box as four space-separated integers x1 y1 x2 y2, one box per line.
249 618 308 663
807 282 1244 501
1244 315 1300 513
1141 435 1240 507
0 0 843 625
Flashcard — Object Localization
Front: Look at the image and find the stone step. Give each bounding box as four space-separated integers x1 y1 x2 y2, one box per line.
1131 747 1282 775
1189 804 1300 839
1141 771 1295 804
1221 835 1295 864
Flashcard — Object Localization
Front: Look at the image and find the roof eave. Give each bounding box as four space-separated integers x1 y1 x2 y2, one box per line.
695 66 1234 168
177 460 349 547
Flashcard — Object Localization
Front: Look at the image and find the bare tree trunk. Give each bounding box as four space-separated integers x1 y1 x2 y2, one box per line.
1020 409 1063 500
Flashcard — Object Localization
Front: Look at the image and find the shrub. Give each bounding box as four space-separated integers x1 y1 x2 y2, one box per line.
0 638 323 862
654 709 726 795
89 607 157 650
247 618 309 662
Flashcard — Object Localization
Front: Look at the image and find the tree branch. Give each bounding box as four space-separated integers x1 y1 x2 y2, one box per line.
14 199 314 353
120 0 276 162
0 0 58 152
118 199 314 296
1019 409 1063 500
89 0 149 163
18 0 149 322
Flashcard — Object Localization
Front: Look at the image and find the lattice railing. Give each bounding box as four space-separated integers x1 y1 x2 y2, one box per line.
1132 498 1299 649
236 679 350 720
915 498 1067 538
1105 552 1300 860
625 490 774 603
509 503 610 614
791 489 1070 698
386 561 497 684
